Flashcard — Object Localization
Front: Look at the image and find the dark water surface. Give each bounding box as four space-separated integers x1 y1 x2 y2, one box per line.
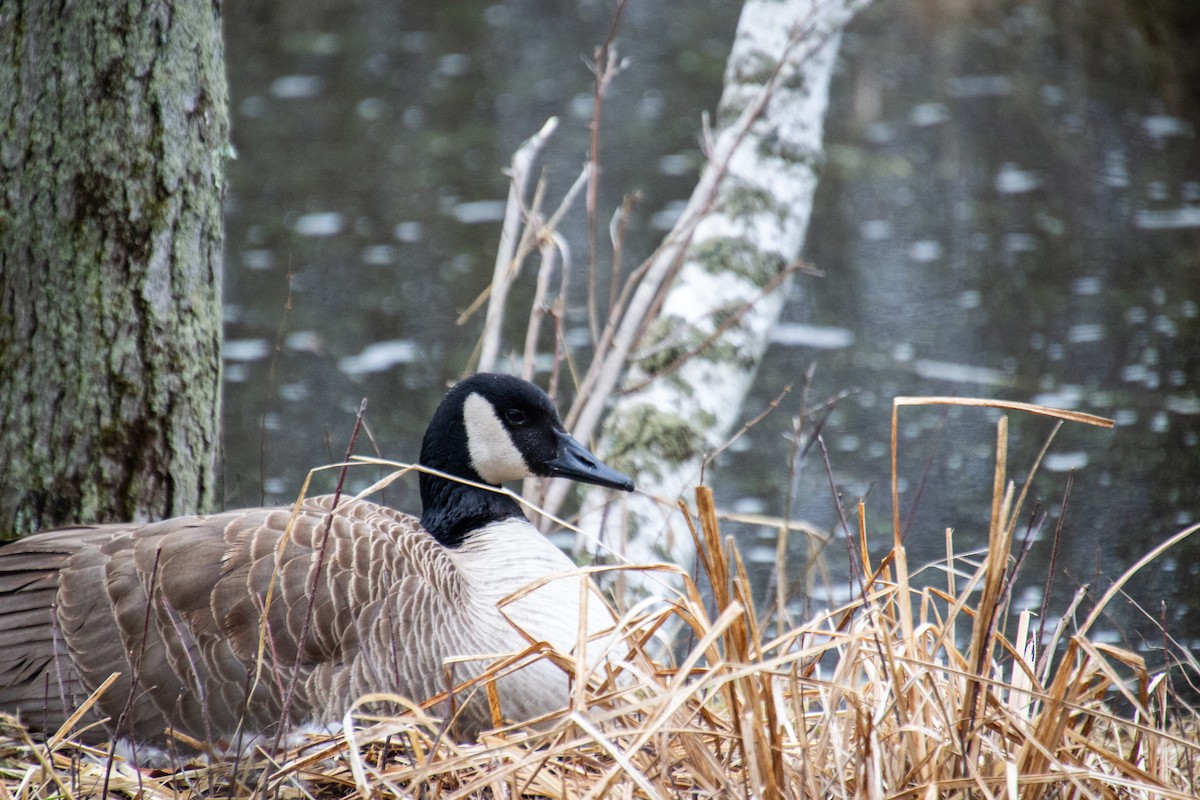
222 2 1200 656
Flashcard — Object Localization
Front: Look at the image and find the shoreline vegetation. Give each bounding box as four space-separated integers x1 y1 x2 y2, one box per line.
3 398 1196 799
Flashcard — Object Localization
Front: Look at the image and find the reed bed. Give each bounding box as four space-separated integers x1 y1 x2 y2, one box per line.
3 399 1197 799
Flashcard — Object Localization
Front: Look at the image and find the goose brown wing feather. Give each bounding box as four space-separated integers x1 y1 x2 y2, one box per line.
0 526 123 737
0 496 471 746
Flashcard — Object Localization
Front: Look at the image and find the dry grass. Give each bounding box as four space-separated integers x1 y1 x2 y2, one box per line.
3 399 1198 799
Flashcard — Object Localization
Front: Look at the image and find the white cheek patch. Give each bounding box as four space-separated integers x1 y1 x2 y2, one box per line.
463 392 530 484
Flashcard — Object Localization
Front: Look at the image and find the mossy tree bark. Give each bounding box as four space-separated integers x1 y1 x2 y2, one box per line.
0 2 228 536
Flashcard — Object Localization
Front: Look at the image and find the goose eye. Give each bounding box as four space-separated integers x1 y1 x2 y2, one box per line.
505 408 527 426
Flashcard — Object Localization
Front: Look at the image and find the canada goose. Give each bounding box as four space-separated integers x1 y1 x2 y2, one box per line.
0 373 633 747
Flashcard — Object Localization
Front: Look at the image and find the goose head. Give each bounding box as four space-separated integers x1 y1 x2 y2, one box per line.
418 373 633 547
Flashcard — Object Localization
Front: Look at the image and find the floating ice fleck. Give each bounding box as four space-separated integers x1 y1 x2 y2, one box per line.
452 200 506 224
1113 409 1138 427
1135 207 1200 229
732 496 768 515
907 240 943 262
864 122 895 144
995 163 1042 194
1121 363 1149 383
286 331 323 353
393 221 424 243
287 32 339 56
279 382 310 402
1039 84 1064 105
1015 586 1043 610
1004 232 1037 253
1154 315 1179 336
1031 386 1083 409
747 544 778 564
910 102 949 126
860 219 892 240
437 53 470 77
483 4 512 26
338 339 422 375
241 249 275 271
224 339 271 362
639 91 665 121
361 245 395 265
1071 276 1102 295
1102 150 1129 188
564 327 592 348
1068 323 1104 343
356 98 384 121
650 200 688 231
769 323 855 349
957 290 981 309
570 92 592 120
294 212 345 237
1044 451 1089 472
658 153 693 176
1166 395 1200 415
402 106 425 130
270 75 323 99
240 95 266 118
913 359 1016 387
1142 114 1192 140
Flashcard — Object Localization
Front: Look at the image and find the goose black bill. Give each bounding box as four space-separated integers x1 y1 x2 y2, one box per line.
545 429 634 492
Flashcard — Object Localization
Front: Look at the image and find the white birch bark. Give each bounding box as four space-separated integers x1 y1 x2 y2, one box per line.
573 0 870 595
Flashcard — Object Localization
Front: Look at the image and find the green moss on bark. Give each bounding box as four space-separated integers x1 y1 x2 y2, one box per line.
606 404 718 482
691 237 785 286
715 179 789 221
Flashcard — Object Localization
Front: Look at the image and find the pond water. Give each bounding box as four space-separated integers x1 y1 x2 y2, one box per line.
222 1 1200 658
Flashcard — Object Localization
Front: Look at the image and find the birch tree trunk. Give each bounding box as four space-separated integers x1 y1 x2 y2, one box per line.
575 0 868 592
0 1 228 536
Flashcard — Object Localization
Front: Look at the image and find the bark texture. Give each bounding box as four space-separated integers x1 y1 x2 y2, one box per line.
577 0 868 590
0 1 228 535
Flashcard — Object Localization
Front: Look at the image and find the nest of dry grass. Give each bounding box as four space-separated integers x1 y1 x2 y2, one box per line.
3 399 1198 799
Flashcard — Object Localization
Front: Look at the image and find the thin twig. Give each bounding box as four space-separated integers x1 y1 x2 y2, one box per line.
476 118 559 372
1035 469 1074 673
585 0 631 344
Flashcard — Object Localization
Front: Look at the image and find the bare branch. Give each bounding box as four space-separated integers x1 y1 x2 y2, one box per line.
476 117 558 372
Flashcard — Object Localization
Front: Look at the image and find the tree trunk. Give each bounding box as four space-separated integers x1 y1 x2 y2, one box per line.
574 0 868 594
0 1 228 536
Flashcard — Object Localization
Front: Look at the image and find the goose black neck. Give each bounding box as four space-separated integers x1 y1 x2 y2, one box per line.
417 385 526 548
419 471 525 548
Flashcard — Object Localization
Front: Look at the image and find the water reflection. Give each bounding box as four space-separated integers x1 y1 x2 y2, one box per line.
222 1 1200 652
